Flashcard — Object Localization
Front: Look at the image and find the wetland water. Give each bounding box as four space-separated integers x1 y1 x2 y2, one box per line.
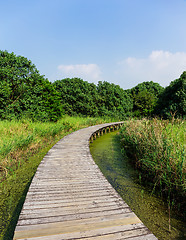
89 130 185 240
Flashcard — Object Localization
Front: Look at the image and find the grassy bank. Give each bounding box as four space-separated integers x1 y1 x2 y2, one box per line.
0 116 113 239
119 119 186 221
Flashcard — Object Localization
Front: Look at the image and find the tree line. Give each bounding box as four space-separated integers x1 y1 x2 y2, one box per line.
0 50 185 121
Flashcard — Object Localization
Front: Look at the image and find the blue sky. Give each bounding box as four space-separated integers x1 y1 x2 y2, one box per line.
1 0 186 89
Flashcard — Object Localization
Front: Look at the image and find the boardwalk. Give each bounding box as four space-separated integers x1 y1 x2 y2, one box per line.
14 123 157 240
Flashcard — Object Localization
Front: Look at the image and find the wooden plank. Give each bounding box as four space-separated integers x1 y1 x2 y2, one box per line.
20 201 128 213
15 212 139 231
17 209 132 226
19 206 131 220
21 199 127 211
14 225 153 240
14 217 143 239
22 195 124 208
13 122 157 240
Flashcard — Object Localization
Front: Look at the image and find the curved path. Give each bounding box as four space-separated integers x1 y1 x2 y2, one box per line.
14 122 157 240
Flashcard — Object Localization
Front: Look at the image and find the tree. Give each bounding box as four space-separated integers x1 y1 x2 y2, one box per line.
0 50 62 121
53 78 99 116
155 72 186 119
97 81 133 118
53 79 133 119
130 81 164 117
132 90 157 117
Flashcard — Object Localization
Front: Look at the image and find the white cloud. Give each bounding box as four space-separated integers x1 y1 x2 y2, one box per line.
117 50 186 89
57 64 102 83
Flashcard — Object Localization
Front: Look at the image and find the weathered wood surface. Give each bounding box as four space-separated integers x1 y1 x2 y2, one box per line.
14 122 157 240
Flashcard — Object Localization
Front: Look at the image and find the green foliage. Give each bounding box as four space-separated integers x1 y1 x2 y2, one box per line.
0 50 185 121
97 81 133 118
0 50 62 121
54 78 133 119
53 78 99 116
155 72 186 119
131 81 164 117
132 90 157 117
131 81 164 95
0 50 133 121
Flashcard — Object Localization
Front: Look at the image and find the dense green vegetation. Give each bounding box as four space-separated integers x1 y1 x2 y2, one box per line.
54 79 133 118
0 50 62 122
155 71 186 119
1 51 185 121
130 81 164 117
119 119 186 219
54 78 99 116
0 50 185 238
0 116 112 239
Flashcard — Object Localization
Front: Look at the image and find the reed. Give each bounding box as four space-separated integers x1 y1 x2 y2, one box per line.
119 118 186 220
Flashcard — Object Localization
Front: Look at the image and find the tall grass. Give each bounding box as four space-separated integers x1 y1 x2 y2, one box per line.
119 119 186 220
0 115 113 182
0 115 113 239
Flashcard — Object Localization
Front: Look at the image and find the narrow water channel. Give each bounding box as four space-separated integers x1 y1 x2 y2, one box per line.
89 130 186 240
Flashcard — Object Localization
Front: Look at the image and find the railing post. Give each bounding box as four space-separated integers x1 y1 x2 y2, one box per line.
90 122 123 143
90 135 94 143
94 133 96 140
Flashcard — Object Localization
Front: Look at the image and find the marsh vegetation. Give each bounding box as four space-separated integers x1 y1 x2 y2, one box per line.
119 119 186 220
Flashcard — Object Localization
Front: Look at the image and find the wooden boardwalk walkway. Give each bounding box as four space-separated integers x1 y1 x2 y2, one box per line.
14 123 157 240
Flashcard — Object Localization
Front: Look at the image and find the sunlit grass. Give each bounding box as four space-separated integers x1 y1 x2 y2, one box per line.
0 115 114 182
